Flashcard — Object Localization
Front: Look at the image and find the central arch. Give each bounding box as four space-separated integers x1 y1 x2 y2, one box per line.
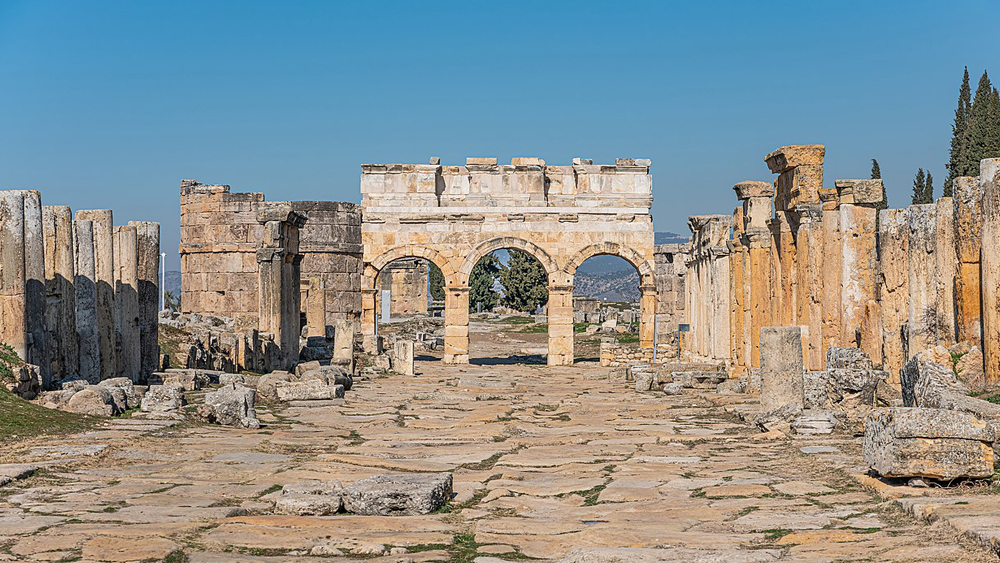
458 237 559 287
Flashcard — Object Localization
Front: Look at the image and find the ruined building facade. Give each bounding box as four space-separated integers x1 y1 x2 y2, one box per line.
178 181 362 328
674 145 1000 386
360 157 657 365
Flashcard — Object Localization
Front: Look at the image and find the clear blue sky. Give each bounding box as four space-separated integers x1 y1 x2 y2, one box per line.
2 1 999 270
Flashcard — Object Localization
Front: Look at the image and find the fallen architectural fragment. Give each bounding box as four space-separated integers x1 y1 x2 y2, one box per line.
864 407 994 480
342 472 453 516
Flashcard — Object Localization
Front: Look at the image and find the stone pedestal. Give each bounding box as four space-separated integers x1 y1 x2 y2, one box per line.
333 318 355 370
443 286 469 364
360 288 378 353
547 284 574 366
759 326 804 412
393 339 414 375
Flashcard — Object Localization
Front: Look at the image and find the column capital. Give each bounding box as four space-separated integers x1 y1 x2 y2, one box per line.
639 284 657 293
446 286 470 294
256 248 286 262
548 284 574 292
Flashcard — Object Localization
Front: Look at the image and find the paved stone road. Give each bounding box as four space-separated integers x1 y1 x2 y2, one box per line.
0 360 994 562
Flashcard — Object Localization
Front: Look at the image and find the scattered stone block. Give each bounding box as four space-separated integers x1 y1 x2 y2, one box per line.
274 480 343 515
139 385 185 418
256 371 292 401
0 464 37 487
343 472 453 516
792 411 837 435
863 407 994 480
662 382 684 395
201 383 260 429
64 387 115 416
274 379 345 401
393 340 414 376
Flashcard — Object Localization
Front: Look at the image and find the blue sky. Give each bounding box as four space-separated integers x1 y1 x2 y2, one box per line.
2 1 999 270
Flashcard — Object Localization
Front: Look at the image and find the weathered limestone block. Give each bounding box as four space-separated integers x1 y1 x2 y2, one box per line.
64 387 115 416
764 145 826 174
76 209 116 380
256 371 293 401
332 318 355 370
765 145 825 211
274 480 343 516
900 354 1000 421
733 181 775 200
759 326 804 412
139 384 185 417
982 160 1000 384
342 473 453 516
934 197 957 346
42 206 77 383
73 219 100 382
863 407 994 480
0 191 47 381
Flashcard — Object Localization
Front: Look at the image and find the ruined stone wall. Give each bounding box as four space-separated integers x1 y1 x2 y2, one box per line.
178 182 362 329
654 243 689 353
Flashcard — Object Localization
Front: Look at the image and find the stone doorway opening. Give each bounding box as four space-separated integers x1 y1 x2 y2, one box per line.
572 254 643 363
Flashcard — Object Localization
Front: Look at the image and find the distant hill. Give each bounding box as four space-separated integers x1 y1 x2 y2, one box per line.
165 270 181 297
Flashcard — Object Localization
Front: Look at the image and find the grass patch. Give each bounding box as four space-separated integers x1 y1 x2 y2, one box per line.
158 324 189 359
163 551 189 563
759 528 794 542
573 322 593 333
519 323 548 334
503 316 534 325
462 452 506 471
615 333 640 344
255 484 282 497
0 387 97 443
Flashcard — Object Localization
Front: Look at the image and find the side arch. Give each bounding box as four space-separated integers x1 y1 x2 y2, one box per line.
365 245 458 288
565 242 656 286
457 237 559 287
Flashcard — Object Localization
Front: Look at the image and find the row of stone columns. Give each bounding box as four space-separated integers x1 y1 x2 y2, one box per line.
0 190 160 385
684 215 732 362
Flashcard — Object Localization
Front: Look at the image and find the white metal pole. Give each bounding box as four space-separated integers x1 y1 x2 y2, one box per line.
160 252 166 310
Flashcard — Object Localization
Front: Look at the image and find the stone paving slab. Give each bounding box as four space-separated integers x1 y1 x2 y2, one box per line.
1 357 998 562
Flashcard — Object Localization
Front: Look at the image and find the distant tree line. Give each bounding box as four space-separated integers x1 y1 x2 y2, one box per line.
469 250 548 313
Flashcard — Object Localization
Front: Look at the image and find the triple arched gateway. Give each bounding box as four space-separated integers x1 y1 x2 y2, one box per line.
360 156 656 365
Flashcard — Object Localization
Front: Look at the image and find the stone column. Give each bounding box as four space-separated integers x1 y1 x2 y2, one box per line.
360 287 378 353
256 206 306 371
981 159 1000 383
774 212 797 327
759 326 804 412
906 204 938 357
839 203 878 348
113 225 140 381
443 286 469 364
393 339 414 376
22 191 47 380
0 192 28 364
793 204 824 371
953 176 983 345
333 318 355 370
934 197 957 346
129 221 160 380
729 207 747 375
639 283 657 352
74 219 100 382
75 209 115 380
735 179 776 369
878 209 910 381
43 205 77 383
709 246 731 361
821 208 842 358
547 283 574 366
306 277 327 338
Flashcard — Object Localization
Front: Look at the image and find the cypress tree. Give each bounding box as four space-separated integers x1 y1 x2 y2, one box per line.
961 70 995 176
945 67 971 194
428 262 445 302
925 171 935 203
870 159 881 179
499 250 548 312
469 254 501 312
911 168 926 204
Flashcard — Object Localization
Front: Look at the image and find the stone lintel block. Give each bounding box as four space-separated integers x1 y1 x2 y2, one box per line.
572 158 594 165
256 204 307 227
428 157 441 165
765 144 825 174
835 179 885 205
511 157 545 166
775 165 822 210
466 157 498 166
615 158 652 167
733 181 775 200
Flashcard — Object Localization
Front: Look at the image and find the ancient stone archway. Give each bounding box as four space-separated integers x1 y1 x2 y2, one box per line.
360 157 656 365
